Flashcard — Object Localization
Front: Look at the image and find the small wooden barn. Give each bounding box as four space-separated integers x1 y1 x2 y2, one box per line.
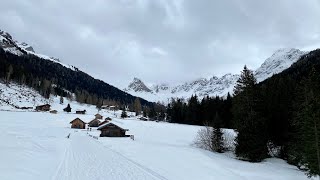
36 104 51 111
88 119 100 127
50 110 58 114
76 110 86 114
95 113 103 120
97 122 128 137
70 118 86 129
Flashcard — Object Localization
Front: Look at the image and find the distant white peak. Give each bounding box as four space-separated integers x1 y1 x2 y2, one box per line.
255 48 307 82
126 78 152 93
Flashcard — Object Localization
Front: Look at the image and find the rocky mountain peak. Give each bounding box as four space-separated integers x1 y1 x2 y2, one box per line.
254 48 306 81
125 78 152 93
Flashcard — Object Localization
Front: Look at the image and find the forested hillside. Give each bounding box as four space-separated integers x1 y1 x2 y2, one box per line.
0 47 153 108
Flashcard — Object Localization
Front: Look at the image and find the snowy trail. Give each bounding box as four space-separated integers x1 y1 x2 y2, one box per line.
52 132 160 180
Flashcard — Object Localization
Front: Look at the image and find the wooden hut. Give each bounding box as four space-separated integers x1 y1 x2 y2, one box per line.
97 122 128 137
76 110 86 114
88 119 100 127
50 110 58 114
70 118 86 129
35 104 51 111
95 113 103 120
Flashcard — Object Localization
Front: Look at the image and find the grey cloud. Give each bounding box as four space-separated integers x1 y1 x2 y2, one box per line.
0 0 319 88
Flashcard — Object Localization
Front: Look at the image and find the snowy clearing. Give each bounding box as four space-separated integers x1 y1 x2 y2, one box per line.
0 108 314 180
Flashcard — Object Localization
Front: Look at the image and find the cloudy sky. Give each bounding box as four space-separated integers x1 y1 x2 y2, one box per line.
1 0 320 88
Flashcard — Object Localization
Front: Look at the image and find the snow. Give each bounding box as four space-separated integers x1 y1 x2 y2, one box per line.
0 83 48 110
125 48 306 102
0 105 315 179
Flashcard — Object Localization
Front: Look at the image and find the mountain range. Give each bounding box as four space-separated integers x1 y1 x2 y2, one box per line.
124 48 307 103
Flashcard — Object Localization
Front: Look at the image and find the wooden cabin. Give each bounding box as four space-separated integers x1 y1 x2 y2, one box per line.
97 122 128 137
50 110 58 114
95 113 103 120
88 119 100 127
70 118 86 129
35 104 51 111
76 110 86 114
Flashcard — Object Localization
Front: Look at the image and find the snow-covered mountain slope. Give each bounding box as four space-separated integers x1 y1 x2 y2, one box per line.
125 48 307 102
255 48 306 82
0 81 112 113
0 82 49 110
0 29 78 71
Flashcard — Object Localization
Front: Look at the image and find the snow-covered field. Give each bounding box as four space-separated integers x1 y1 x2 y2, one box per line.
0 107 314 180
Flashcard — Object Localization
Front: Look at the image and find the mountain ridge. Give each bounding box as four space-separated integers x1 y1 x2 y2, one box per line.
125 48 307 102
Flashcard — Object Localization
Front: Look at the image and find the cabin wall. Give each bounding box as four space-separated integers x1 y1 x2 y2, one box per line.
89 120 100 127
100 128 125 137
71 119 85 129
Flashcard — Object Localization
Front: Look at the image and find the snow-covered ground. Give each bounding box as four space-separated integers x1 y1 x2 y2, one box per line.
0 107 314 180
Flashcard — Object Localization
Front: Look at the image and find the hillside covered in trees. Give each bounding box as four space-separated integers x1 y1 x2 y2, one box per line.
0 47 153 108
167 49 320 176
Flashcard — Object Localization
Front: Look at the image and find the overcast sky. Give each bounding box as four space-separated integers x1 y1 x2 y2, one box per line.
1 0 320 88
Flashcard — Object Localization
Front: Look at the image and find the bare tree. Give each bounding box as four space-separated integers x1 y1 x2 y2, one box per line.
6 65 13 85
194 125 214 151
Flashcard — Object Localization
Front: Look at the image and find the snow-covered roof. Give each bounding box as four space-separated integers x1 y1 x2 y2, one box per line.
97 122 128 131
88 119 101 124
70 118 86 124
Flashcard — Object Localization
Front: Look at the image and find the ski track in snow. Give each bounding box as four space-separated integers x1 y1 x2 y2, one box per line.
53 132 161 180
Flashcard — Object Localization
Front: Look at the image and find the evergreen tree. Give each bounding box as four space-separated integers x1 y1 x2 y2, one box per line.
290 67 320 176
148 106 157 120
121 110 128 118
186 95 200 125
212 112 224 153
232 65 268 162
63 103 72 113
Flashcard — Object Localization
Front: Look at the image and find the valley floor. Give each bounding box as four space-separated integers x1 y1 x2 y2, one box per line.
0 110 315 180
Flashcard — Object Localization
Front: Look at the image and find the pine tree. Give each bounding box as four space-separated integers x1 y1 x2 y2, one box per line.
121 110 128 118
232 65 268 162
148 106 157 120
212 112 224 153
291 67 320 176
63 103 72 113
